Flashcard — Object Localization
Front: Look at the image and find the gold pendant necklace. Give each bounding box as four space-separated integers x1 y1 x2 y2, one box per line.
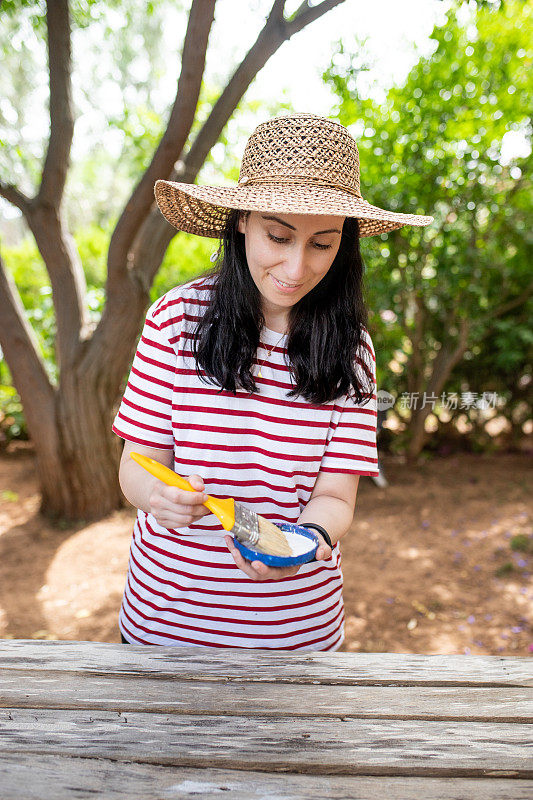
257 332 286 378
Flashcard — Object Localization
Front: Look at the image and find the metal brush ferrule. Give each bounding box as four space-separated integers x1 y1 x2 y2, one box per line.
232 503 260 547
236 528 259 548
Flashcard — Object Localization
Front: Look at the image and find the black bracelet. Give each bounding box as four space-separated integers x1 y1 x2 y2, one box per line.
300 523 333 550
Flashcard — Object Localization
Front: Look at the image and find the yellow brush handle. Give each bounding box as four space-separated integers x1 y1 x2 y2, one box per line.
129 452 236 531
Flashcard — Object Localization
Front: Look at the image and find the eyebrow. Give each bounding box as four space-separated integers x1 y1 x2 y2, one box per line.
260 215 342 235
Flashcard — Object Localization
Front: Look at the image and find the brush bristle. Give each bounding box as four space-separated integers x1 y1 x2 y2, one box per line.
255 517 293 557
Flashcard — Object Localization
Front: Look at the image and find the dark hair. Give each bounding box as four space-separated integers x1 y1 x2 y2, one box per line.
191 208 374 405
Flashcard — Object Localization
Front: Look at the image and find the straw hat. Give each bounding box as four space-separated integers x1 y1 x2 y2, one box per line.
154 112 434 238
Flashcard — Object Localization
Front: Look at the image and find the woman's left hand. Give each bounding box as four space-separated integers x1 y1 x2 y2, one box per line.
313 532 333 562
224 533 332 581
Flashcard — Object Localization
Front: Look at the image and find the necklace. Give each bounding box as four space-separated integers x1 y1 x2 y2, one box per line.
256 332 286 378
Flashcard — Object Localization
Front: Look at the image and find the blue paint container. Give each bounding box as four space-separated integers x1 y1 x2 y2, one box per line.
233 522 319 567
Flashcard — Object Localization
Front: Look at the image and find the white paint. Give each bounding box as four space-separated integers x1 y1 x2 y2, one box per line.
283 529 316 557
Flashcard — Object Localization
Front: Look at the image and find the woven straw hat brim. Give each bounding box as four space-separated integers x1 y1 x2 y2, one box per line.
154 179 434 239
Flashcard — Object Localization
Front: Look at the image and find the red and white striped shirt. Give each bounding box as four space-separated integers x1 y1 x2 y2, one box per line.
112 276 378 650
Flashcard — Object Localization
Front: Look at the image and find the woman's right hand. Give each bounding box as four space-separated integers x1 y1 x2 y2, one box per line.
148 474 211 530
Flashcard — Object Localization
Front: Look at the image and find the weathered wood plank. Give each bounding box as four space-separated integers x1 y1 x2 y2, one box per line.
0 640 530 686
0 754 531 800
1 708 531 777
1 670 530 722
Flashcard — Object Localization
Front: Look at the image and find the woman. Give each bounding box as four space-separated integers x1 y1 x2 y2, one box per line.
112 112 433 650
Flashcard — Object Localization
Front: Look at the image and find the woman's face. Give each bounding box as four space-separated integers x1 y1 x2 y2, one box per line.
238 210 345 330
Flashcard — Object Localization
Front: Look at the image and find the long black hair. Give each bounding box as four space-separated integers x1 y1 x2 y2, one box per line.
190 208 374 406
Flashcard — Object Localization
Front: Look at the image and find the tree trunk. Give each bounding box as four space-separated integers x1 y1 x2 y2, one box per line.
39 370 125 520
405 318 470 462
0 0 348 522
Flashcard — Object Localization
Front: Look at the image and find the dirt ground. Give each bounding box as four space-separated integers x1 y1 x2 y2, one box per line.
0 443 531 656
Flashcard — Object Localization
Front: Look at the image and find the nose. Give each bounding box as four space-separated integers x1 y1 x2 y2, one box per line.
283 245 307 284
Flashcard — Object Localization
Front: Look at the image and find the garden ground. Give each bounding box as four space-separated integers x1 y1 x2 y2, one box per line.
0 443 531 656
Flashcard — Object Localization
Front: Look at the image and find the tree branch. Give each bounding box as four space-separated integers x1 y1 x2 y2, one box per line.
407 290 426 396
485 281 533 322
130 0 347 289
0 252 56 440
38 0 75 208
85 0 346 397
287 0 310 19
286 0 345 37
269 0 287 25
406 316 470 458
427 317 470 397
6 0 90 372
0 182 33 215
106 0 217 288
176 0 346 182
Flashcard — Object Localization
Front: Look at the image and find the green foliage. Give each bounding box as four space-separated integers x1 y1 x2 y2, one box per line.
2 236 49 304
324 0 532 448
1 0 130 33
510 534 533 553
0 382 27 444
1 240 57 384
74 223 111 287
108 106 166 180
0 220 216 440
7 0 525 457
152 233 215 301
495 562 515 577
0 0 183 223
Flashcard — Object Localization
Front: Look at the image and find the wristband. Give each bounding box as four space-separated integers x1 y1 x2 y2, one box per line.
300 523 333 553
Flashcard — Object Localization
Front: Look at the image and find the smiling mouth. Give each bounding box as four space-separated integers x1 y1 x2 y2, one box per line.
271 275 302 288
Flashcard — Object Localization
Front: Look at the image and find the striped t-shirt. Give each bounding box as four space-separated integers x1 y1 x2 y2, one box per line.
112 275 378 650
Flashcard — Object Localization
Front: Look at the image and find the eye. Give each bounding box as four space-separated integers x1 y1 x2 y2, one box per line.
267 232 288 244
268 232 332 250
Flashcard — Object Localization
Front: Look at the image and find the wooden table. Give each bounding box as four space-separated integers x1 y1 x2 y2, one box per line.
0 640 531 799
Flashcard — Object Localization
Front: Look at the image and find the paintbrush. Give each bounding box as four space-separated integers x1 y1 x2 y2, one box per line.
129 452 293 557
